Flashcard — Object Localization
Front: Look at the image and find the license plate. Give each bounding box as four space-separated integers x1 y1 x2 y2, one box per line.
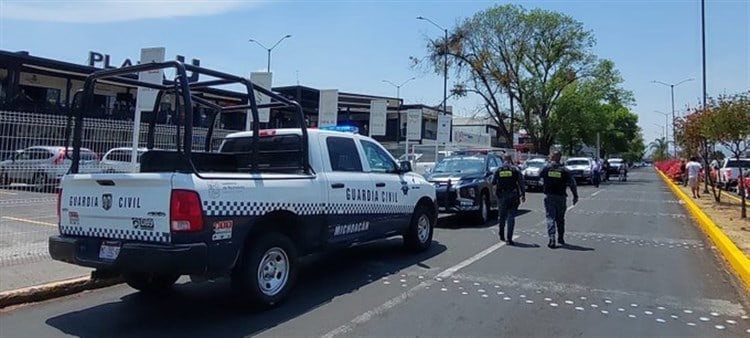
99 241 121 260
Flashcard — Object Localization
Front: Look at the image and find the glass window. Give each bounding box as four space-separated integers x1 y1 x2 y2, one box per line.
326 137 363 172
360 139 396 173
433 156 486 174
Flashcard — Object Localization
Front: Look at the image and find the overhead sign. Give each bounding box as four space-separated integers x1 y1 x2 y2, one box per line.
135 47 166 113
406 109 422 141
247 72 273 129
437 113 452 145
318 89 339 127
369 99 387 136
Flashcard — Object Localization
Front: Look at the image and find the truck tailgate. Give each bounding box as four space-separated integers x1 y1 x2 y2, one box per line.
59 173 173 244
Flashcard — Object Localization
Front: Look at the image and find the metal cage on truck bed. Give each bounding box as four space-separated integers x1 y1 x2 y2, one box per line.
65 61 310 177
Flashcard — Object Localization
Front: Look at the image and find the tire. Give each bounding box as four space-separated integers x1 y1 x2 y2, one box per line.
232 232 298 309
0 171 9 187
33 172 49 193
124 272 180 294
473 192 490 225
403 205 435 252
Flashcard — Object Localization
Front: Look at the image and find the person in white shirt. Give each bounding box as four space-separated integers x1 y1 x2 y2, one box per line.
685 157 703 198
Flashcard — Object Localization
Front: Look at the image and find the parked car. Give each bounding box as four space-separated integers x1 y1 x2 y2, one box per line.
100 147 151 173
564 157 594 184
424 151 501 224
521 158 547 191
0 146 100 192
718 158 750 191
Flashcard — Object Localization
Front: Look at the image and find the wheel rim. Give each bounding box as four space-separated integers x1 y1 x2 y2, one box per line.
257 247 289 297
417 214 431 243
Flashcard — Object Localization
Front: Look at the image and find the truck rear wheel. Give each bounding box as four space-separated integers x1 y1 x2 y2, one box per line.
124 272 180 294
232 232 298 309
403 205 435 252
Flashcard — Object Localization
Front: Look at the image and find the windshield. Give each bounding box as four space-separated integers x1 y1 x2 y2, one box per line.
432 157 485 174
525 161 546 168
566 160 590 166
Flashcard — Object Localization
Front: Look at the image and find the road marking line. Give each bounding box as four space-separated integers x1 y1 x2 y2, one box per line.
1 216 57 227
0 190 17 195
321 235 518 338
591 190 603 197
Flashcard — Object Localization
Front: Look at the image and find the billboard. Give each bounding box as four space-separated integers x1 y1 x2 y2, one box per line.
437 113 452 145
247 72 273 129
369 99 387 136
135 47 166 113
318 89 339 127
406 109 422 140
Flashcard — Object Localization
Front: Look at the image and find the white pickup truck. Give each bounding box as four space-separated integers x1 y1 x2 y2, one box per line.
717 158 750 191
49 62 437 308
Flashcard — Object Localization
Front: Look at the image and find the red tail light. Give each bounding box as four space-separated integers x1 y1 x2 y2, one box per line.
258 129 276 137
170 190 204 232
57 189 62 224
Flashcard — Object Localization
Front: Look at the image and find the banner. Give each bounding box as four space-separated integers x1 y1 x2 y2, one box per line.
135 47 166 113
318 89 339 127
369 99 387 136
406 108 422 140
247 72 273 129
437 113 452 144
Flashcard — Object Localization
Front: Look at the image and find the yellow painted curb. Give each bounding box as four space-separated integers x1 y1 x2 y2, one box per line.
655 168 750 290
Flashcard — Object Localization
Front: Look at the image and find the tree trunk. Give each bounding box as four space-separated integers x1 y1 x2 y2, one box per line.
740 165 746 219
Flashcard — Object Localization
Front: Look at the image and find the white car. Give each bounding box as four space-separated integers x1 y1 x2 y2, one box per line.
100 147 152 173
564 157 594 184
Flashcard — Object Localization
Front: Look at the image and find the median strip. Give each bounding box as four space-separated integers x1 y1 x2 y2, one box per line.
0 273 123 310
655 168 750 290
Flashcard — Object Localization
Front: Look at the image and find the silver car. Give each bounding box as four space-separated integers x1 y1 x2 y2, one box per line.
0 146 100 192
100 147 150 173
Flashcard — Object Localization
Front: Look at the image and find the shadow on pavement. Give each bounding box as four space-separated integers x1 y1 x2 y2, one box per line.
557 243 595 251
508 241 540 249
45 239 447 338
437 209 532 230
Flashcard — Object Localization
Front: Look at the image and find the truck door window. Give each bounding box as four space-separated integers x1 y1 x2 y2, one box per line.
360 140 396 173
326 137 363 172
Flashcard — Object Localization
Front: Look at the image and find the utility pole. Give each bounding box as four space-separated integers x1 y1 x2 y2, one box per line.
383 78 416 157
652 78 694 157
248 34 292 72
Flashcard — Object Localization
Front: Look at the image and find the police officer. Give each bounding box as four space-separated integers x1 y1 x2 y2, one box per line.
492 154 525 245
539 151 579 248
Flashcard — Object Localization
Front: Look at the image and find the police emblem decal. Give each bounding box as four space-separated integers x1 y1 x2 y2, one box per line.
102 193 113 211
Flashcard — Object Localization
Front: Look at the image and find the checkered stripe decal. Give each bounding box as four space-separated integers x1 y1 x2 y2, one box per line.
203 201 327 217
61 226 170 243
202 201 412 216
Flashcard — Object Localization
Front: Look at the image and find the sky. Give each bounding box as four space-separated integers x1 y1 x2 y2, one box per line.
0 0 748 151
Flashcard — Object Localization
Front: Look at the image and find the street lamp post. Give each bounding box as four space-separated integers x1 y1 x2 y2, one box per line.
651 78 694 157
654 110 670 151
383 77 416 157
248 34 292 72
417 16 449 143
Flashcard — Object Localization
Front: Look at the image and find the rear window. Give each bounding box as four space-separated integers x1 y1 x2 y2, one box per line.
219 134 304 171
566 160 590 166
80 150 98 161
219 134 302 153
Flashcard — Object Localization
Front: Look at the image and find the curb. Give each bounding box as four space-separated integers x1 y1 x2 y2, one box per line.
0 274 123 309
655 168 750 290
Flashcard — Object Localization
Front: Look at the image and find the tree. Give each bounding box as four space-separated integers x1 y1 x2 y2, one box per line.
649 137 670 162
701 92 750 217
414 4 599 153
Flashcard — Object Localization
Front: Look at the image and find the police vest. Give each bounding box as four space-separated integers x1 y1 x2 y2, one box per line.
543 167 567 196
496 166 518 192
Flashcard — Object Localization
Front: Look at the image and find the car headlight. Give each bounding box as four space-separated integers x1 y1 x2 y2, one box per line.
458 178 483 186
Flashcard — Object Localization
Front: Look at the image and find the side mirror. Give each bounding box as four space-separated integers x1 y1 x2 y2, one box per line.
399 160 412 173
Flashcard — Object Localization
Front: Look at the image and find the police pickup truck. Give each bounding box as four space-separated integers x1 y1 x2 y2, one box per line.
49 62 437 308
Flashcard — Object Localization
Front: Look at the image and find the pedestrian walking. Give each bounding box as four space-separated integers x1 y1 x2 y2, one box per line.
680 159 688 187
686 156 703 198
540 151 579 248
492 154 526 245
592 158 602 188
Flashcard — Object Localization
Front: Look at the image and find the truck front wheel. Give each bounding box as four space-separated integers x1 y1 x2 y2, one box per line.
403 205 435 252
232 232 298 309
124 272 180 294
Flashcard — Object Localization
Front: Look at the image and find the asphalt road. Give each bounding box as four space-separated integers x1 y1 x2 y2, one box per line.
0 168 749 338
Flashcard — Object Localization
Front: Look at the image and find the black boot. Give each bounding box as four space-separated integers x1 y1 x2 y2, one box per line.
558 235 565 245
499 226 506 242
547 237 556 248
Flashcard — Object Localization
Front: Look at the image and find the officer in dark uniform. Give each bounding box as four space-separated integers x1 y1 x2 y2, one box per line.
492 154 526 245
539 151 579 248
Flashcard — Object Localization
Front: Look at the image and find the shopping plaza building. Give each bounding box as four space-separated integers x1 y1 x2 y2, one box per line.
0 48 520 162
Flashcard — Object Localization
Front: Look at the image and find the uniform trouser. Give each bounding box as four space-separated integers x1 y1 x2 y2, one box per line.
593 171 601 186
544 194 567 239
497 192 520 238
